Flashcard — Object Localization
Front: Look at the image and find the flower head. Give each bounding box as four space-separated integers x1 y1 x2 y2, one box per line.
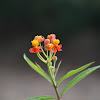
52 44 62 53
51 38 56 43
29 46 42 53
50 34 56 39
34 35 44 42
46 43 54 51
47 34 56 41
31 40 39 47
29 34 62 54
29 39 42 53
53 39 60 46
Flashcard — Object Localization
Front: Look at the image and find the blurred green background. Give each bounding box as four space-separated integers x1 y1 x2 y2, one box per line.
0 0 100 100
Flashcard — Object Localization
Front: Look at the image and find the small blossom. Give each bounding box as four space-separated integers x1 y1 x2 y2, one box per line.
50 34 56 39
34 35 44 42
52 44 62 53
30 39 42 53
51 38 56 43
47 34 56 40
53 39 60 46
29 46 42 53
31 40 39 47
40 37 44 42
46 43 54 51
47 35 51 40
44 39 50 45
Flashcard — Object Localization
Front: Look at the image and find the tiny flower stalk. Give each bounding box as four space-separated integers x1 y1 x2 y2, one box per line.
39 42 47 58
24 34 100 100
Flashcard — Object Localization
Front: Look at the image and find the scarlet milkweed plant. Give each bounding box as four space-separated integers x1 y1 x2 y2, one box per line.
23 34 100 100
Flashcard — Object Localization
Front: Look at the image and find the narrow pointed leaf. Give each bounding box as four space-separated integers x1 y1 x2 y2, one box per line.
35 62 45 73
61 65 100 96
57 62 95 85
25 96 56 100
55 60 62 77
23 54 52 84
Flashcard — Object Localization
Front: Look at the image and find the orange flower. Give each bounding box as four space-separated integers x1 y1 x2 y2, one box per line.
31 40 39 47
29 46 42 53
47 34 56 40
46 43 54 51
34 35 44 42
52 39 62 53
53 39 60 46
52 44 62 53
50 34 56 39
29 39 42 53
47 35 51 40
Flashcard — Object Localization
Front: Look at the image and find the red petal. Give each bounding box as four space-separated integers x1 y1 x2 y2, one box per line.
53 49 57 53
57 45 62 51
29 46 42 53
29 47 36 53
35 48 41 53
59 44 62 48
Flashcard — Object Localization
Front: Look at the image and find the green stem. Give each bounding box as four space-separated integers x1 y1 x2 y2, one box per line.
54 61 56 69
49 53 56 62
47 63 61 100
39 43 47 58
53 85 60 100
49 51 51 60
47 50 48 60
36 53 47 63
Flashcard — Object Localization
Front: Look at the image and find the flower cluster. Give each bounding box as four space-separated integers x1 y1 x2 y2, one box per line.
29 34 62 53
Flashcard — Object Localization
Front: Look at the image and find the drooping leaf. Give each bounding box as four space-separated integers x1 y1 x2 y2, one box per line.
57 62 95 85
23 54 52 84
55 60 62 77
25 96 56 100
61 65 100 96
35 62 45 73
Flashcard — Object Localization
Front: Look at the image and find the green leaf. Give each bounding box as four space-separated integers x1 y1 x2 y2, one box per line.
57 62 95 85
35 62 45 73
55 60 62 77
25 96 56 100
23 54 52 84
61 65 100 96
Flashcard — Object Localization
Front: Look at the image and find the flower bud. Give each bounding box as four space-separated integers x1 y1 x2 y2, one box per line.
49 62 52 66
44 39 50 45
47 35 51 40
47 34 56 40
50 34 56 39
53 56 57 61
51 38 56 43
34 35 44 42
49 66 54 69
40 37 44 42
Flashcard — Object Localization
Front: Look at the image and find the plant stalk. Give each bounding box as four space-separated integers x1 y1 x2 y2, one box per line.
47 64 61 100
53 83 60 100
47 52 61 100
